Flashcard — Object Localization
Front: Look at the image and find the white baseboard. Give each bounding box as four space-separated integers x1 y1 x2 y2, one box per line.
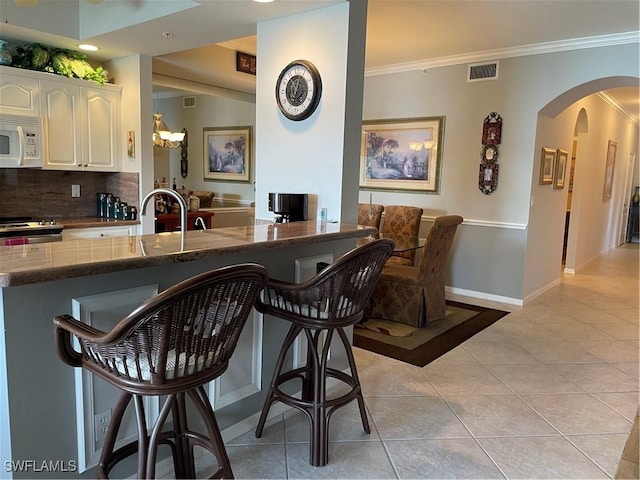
521 277 562 304
446 286 523 307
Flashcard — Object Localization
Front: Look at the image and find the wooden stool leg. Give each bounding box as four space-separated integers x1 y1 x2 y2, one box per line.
338 327 370 434
133 395 148 479
189 386 234 479
145 393 177 479
169 395 187 478
305 328 332 467
174 392 196 479
97 391 132 479
255 324 302 437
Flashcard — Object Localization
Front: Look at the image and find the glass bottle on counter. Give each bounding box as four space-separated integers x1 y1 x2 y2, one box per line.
112 197 121 219
105 194 114 218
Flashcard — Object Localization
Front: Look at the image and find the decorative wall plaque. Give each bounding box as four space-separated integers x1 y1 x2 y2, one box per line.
479 162 499 195
479 112 502 194
482 112 502 145
180 128 188 179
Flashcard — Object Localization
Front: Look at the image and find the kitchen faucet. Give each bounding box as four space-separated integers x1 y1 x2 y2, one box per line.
140 188 188 251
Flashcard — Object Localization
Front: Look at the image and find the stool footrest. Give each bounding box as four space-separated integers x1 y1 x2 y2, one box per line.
271 366 363 409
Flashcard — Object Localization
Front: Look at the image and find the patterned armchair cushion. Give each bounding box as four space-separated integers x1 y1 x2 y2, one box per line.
380 205 423 265
357 203 384 230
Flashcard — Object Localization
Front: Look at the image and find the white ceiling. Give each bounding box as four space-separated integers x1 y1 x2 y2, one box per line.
1 0 638 121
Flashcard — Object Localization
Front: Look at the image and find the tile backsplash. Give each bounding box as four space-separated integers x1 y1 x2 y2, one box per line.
0 169 139 218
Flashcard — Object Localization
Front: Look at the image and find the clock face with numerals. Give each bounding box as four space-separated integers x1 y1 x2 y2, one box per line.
275 60 322 121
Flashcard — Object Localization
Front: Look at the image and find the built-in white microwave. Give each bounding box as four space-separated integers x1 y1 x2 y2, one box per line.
0 114 43 168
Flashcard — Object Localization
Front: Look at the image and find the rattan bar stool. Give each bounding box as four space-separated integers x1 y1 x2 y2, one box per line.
54 264 268 479
254 239 394 466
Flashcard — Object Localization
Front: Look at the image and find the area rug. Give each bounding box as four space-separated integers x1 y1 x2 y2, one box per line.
353 300 509 367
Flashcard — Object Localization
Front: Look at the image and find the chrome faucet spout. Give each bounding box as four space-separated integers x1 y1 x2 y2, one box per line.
140 188 188 251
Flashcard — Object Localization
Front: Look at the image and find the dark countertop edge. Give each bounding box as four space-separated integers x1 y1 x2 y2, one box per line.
1 226 377 288
57 217 141 229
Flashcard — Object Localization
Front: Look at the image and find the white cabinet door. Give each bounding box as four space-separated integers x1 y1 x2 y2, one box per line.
81 87 120 172
40 80 83 170
40 79 121 171
0 68 39 116
62 225 135 241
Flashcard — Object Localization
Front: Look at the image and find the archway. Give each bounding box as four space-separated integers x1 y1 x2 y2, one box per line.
538 76 639 275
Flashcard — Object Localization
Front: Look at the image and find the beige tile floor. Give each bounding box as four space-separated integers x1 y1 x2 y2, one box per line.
201 243 639 479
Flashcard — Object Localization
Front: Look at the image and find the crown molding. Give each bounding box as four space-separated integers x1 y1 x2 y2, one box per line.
597 91 639 125
365 31 640 77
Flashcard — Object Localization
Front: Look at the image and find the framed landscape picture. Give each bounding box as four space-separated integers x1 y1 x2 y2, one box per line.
203 126 251 182
539 147 555 185
359 117 445 193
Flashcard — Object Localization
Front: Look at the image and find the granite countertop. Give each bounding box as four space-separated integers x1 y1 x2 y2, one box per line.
55 217 141 229
0 221 377 287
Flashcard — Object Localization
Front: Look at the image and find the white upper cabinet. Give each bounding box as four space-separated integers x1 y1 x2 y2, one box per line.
82 86 120 171
0 66 122 171
40 80 82 169
0 69 39 116
40 79 121 171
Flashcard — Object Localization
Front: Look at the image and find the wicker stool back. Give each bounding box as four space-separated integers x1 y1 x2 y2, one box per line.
254 239 393 466
54 263 268 479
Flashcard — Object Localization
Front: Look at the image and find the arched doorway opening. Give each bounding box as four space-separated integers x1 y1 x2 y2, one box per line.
531 75 639 282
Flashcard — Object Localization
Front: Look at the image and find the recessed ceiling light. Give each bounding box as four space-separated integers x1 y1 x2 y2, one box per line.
78 44 99 51
253 0 275 3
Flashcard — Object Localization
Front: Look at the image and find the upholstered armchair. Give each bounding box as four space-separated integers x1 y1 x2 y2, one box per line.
357 203 384 230
380 205 423 266
366 215 463 327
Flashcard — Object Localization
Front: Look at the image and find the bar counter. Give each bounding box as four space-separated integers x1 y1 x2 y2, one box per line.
0 221 376 287
0 221 376 479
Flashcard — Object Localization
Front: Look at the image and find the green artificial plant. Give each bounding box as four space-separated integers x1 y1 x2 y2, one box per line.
11 43 109 85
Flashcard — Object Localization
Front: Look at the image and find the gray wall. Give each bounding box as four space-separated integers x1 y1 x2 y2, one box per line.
361 42 639 303
155 94 256 204
155 34 639 305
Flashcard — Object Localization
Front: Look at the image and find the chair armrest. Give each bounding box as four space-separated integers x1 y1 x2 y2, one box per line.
53 314 106 367
256 269 347 322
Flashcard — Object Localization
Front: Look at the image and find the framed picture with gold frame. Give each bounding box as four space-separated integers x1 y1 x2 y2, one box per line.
539 147 555 185
359 116 445 193
554 149 568 189
203 126 251 182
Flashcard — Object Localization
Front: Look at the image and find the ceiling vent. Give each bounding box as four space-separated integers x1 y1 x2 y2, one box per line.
467 61 499 82
183 96 196 108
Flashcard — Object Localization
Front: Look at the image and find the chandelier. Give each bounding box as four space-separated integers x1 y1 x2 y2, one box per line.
152 112 185 149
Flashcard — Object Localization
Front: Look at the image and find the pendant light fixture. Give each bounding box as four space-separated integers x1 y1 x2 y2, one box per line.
152 89 185 149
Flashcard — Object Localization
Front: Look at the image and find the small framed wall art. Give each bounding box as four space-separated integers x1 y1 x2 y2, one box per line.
482 112 502 145
236 51 256 75
602 140 617 200
554 149 568 189
539 147 556 185
203 126 252 182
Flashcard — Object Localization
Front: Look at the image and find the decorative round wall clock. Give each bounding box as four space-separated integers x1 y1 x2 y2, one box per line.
275 59 322 121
